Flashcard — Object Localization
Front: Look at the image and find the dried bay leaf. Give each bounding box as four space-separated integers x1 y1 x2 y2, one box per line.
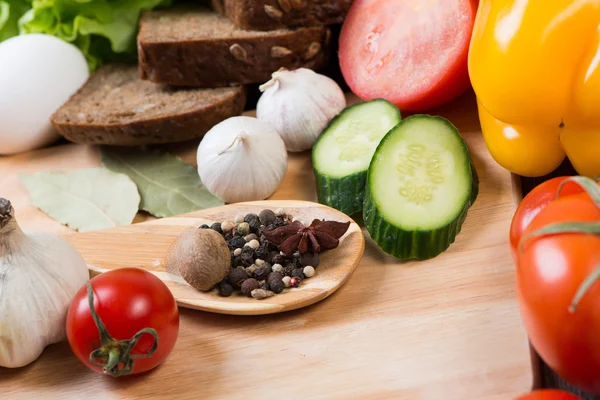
20 169 140 232
101 147 224 218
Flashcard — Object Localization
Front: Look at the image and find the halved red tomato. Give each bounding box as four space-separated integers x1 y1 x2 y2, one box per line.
339 0 478 111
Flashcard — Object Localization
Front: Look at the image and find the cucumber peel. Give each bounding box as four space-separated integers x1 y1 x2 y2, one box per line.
363 114 478 260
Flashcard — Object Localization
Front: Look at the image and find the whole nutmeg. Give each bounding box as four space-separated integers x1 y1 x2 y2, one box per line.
241 278 260 296
166 227 230 291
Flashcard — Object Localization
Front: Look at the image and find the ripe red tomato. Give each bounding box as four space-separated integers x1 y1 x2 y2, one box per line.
66 268 179 377
515 389 581 400
510 176 587 261
514 177 600 394
339 0 478 111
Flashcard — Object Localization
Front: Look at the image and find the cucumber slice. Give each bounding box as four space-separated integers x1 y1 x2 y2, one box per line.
312 99 401 215
363 114 478 260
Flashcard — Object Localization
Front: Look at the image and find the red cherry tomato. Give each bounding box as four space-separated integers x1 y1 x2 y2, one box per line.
509 176 587 261
339 0 478 111
515 389 581 400
514 177 600 394
66 268 179 377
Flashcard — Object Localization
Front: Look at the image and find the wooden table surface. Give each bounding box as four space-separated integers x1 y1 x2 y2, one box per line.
0 93 533 399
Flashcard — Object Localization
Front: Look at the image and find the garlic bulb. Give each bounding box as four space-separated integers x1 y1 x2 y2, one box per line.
197 116 288 203
0 198 89 368
257 68 346 152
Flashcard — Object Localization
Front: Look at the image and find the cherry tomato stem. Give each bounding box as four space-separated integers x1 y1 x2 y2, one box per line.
86 282 159 377
557 176 600 206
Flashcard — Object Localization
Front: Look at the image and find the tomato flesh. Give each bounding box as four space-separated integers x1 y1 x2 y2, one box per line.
515 389 581 400
339 0 477 111
66 268 180 376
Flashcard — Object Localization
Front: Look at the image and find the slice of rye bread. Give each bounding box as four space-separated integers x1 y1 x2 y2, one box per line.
137 7 331 87
211 0 353 31
51 64 246 146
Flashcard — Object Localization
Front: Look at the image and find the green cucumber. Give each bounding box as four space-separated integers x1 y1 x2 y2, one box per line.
363 114 478 260
312 99 401 216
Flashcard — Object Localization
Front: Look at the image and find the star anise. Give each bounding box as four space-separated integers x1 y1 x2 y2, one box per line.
263 219 351 255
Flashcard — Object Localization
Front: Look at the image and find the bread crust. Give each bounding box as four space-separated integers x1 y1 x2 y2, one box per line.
50 65 247 146
214 0 353 31
138 10 331 87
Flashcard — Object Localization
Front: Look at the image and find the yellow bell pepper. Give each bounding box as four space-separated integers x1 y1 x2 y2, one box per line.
468 0 600 178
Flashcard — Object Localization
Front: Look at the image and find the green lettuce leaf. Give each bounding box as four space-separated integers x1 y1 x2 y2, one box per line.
0 0 170 70
0 0 31 41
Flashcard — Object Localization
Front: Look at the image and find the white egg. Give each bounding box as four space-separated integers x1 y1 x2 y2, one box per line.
0 34 89 155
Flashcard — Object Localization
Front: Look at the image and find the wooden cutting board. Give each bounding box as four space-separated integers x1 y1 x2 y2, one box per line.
0 92 533 399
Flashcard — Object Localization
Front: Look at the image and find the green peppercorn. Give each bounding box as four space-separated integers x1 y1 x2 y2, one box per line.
237 222 250 237
241 278 260 297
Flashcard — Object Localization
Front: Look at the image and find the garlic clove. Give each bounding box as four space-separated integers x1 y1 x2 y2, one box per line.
196 116 288 204
257 68 346 152
0 198 89 368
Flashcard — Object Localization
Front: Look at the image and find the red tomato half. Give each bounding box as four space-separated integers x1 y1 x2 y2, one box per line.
515 389 581 400
67 268 179 377
339 0 478 111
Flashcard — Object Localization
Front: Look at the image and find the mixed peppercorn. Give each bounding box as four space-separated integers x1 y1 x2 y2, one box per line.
199 208 350 300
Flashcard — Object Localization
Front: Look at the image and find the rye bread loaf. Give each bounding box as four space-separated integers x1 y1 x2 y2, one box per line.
137 7 331 87
51 64 246 146
212 0 353 31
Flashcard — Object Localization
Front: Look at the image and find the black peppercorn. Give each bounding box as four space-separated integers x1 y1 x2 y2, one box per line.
300 252 320 268
233 256 243 267
291 269 305 279
240 246 255 266
260 281 270 291
259 209 276 226
200 224 210 229
255 243 269 260
267 272 284 294
228 236 246 249
229 266 249 288
271 254 287 266
254 265 271 281
219 281 234 297
244 213 259 223
241 278 260 297
223 231 233 241
248 218 261 233
283 264 296 277
266 251 279 264
210 222 223 233
274 217 287 227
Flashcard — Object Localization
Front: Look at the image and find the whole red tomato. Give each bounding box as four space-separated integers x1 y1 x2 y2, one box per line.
510 176 587 261
513 176 600 394
515 389 581 400
67 268 179 377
